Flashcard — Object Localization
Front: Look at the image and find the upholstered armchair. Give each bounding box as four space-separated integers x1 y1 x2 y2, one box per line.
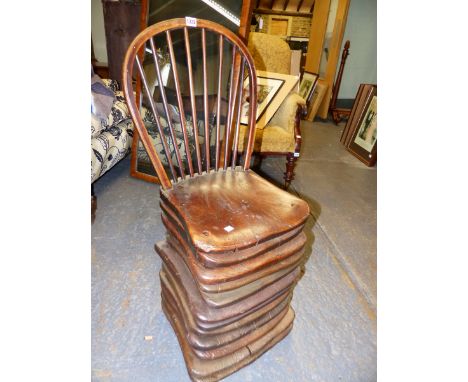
245 32 306 189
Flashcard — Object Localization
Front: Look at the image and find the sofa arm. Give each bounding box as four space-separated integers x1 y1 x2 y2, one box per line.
106 91 131 127
268 93 306 134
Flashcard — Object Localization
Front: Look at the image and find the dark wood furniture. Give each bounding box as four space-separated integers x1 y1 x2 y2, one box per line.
102 0 142 85
122 18 310 381
329 40 351 124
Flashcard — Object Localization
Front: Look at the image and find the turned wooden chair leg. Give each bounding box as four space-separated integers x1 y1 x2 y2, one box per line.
284 154 297 190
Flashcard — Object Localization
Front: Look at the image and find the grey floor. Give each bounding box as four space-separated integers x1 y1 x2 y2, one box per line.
92 120 377 382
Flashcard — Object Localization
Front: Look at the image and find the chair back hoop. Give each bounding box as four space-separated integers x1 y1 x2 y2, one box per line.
122 18 258 190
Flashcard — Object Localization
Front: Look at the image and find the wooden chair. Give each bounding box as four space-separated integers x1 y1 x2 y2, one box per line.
122 18 310 382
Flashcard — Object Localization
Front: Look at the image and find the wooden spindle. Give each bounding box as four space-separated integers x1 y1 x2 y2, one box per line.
223 45 237 170
243 63 258 170
231 59 245 169
135 54 177 182
184 27 203 175
125 55 172 189
166 30 194 177
202 28 210 172
150 37 186 179
215 35 224 170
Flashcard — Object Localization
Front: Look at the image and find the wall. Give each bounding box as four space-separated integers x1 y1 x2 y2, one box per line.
255 13 312 38
337 0 376 99
91 0 107 63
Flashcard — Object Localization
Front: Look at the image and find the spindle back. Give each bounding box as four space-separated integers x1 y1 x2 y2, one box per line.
122 18 258 190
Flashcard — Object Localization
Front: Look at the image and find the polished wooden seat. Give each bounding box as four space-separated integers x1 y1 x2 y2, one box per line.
162 273 289 360
160 168 309 253
160 200 305 268
161 212 307 287
162 296 294 382
161 281 292 348
157 241 300 325
122 18 311 381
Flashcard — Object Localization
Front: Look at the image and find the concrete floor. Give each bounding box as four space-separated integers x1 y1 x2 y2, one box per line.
92 119 377 381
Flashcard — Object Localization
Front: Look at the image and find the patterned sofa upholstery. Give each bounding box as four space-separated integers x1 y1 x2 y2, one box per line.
138 104 204 169
91 79 134 183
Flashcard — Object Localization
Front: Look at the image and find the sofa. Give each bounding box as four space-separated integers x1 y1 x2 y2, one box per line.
91 78 134 183
91 76 134 221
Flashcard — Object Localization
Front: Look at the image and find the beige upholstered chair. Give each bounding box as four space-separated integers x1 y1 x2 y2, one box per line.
244 32 306 189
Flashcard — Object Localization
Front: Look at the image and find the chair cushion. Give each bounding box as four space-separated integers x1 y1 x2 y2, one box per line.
237 124 295 152
161 168 309 253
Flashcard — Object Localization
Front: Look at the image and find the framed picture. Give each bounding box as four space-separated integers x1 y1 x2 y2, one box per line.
305 79 327 122
240 76 284 125
240 70 299 127
299 71 319 104
346 85 377 166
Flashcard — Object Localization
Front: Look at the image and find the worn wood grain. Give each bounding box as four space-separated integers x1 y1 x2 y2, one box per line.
161 278 291 348
161 210 306 286
162 267 292 335
198 263 300 307
160 198 305 268
162 299 294 382
156 240 300 325
162 282 289 359
161 168 309 253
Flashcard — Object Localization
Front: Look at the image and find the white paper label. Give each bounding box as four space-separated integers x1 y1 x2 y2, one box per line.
186 17 197 27
224 225 234 232
294 153 300 157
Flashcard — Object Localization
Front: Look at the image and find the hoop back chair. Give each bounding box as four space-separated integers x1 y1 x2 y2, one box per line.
123 18 258 189
122 18 310 381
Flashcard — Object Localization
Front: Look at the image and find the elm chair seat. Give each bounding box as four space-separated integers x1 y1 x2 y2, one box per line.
161 168 309 253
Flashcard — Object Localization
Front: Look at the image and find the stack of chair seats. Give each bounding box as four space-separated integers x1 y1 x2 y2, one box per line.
122 17 311 382
155 168 310 382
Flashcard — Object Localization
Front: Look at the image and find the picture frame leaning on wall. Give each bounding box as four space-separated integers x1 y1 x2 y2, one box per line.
346 84 377 167
298 71 319 104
